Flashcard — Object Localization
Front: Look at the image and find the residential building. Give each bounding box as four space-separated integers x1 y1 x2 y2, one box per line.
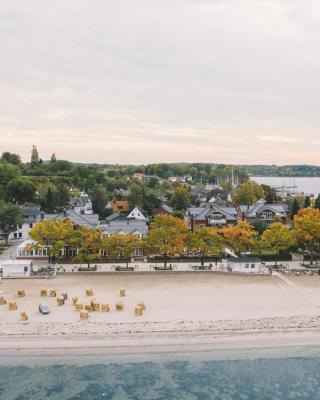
100 220 148 238
227 257 270 274
239 199 289 224
107 200 129 213
127 206 147 221
8 204 41 241
72 191 93 215
154 204 173 216
43 209 99 228
187 204 239 230
0 260 32 278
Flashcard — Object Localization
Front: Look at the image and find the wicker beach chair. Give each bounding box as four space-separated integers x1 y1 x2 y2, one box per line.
9 302 17 310
0 296 6 305
80 311 89 320
40 289 47 297
20 311 28 321
86 289 94 296
101 304 110 312
50 289 57 297
135 305 143 316
75 303 84 311
72 296 78 306
120 288 126 297
137 301 146 311
17 289 25 297
116 301 124 311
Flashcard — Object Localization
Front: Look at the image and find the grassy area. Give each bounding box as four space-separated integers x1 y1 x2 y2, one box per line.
0 245 9 254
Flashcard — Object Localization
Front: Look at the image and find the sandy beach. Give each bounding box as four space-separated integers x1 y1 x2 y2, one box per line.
1 273 320 355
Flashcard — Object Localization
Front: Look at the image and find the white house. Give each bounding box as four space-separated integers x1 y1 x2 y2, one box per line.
127 206 147 221
8 204 41 241
16 240 48 260
72 191 93 215
1 260 32 278
227 257 270 274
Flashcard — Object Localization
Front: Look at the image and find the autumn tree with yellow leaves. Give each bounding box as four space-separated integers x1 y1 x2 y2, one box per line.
221 220 258 255
260 222 293 266
188 226 225 266
101 234 144 267
292 208 320 264
146 215 189 267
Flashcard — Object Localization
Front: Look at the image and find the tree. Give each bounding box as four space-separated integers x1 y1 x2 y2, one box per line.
31 145 39 165
102 234 143 267
291 198 300 217
0 162 20 186
260 222 293 266
29 219 75 261
170 186 191 211
188 227 225 266
50 153 57 162
91 185 108 218
261 184 277 204
41 188 55 213
128 183 144 209
6 178 37 204
292 208 320 264
1 152 21 166
221 221 258 254
70 226 102 267
146 215 189 267
232 181 265 206
315 195 320 210
304 196 311 208
0 201 22 245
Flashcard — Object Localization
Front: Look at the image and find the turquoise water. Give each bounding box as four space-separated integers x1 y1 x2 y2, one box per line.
1 356 320 399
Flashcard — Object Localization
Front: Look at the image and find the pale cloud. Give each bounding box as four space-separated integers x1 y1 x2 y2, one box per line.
0 0 320 164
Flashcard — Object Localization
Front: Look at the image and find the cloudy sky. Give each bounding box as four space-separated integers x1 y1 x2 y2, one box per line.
1 0 320 164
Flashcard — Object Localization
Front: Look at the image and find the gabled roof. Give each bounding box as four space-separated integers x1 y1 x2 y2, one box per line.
101 220 148 236
105 213 126 222
188 205 238 221
241 200 288 218
44 209 99 227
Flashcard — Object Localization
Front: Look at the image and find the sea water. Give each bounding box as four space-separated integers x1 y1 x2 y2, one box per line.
1 355 320 399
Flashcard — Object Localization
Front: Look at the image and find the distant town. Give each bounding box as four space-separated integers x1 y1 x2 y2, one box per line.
1 147 320 276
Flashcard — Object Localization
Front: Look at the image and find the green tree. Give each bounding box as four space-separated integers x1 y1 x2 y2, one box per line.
188 227 225 266
170 186 191 211
232 181 265 206
0 201 22 245
261 184 277 203
304 196 311 208
0 162 20 186
50 153 57 162
260 222 293 266
1 152 21 166
91 185 108 218
221 221 258 254
291 198 300 217
6 178 37 204
315 195 320 210
146 215 189 267
31 145 39 165
102 234 143 267
128 183 144 209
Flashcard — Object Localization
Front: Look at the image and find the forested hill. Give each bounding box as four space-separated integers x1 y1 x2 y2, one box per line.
241 165 320 177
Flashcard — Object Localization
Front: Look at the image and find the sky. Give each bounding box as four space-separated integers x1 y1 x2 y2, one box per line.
1 0 320 165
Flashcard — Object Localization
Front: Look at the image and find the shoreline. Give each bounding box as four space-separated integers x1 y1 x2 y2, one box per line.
1 328 320 365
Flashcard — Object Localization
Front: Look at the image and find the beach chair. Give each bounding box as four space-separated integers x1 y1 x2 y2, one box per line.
116 301 124 311
0 296 6 305
9 302 17 310
50 289 57 297
17 289 25 297
20 311 28 321
80 311 89 320
120 288 126 297
72 296 78 306
135 305 143 316
40 289 47 297
85 303 93 311
101 304 110 312
86 289 94 296
75 303 84 311
137 300 146 310
91 300 100 311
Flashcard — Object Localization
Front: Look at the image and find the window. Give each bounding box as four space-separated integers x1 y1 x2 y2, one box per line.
29 223 33 228
24 267 28 272
19 233 22 238
245 264 249 268
251 264 255 268
14 233 17 239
